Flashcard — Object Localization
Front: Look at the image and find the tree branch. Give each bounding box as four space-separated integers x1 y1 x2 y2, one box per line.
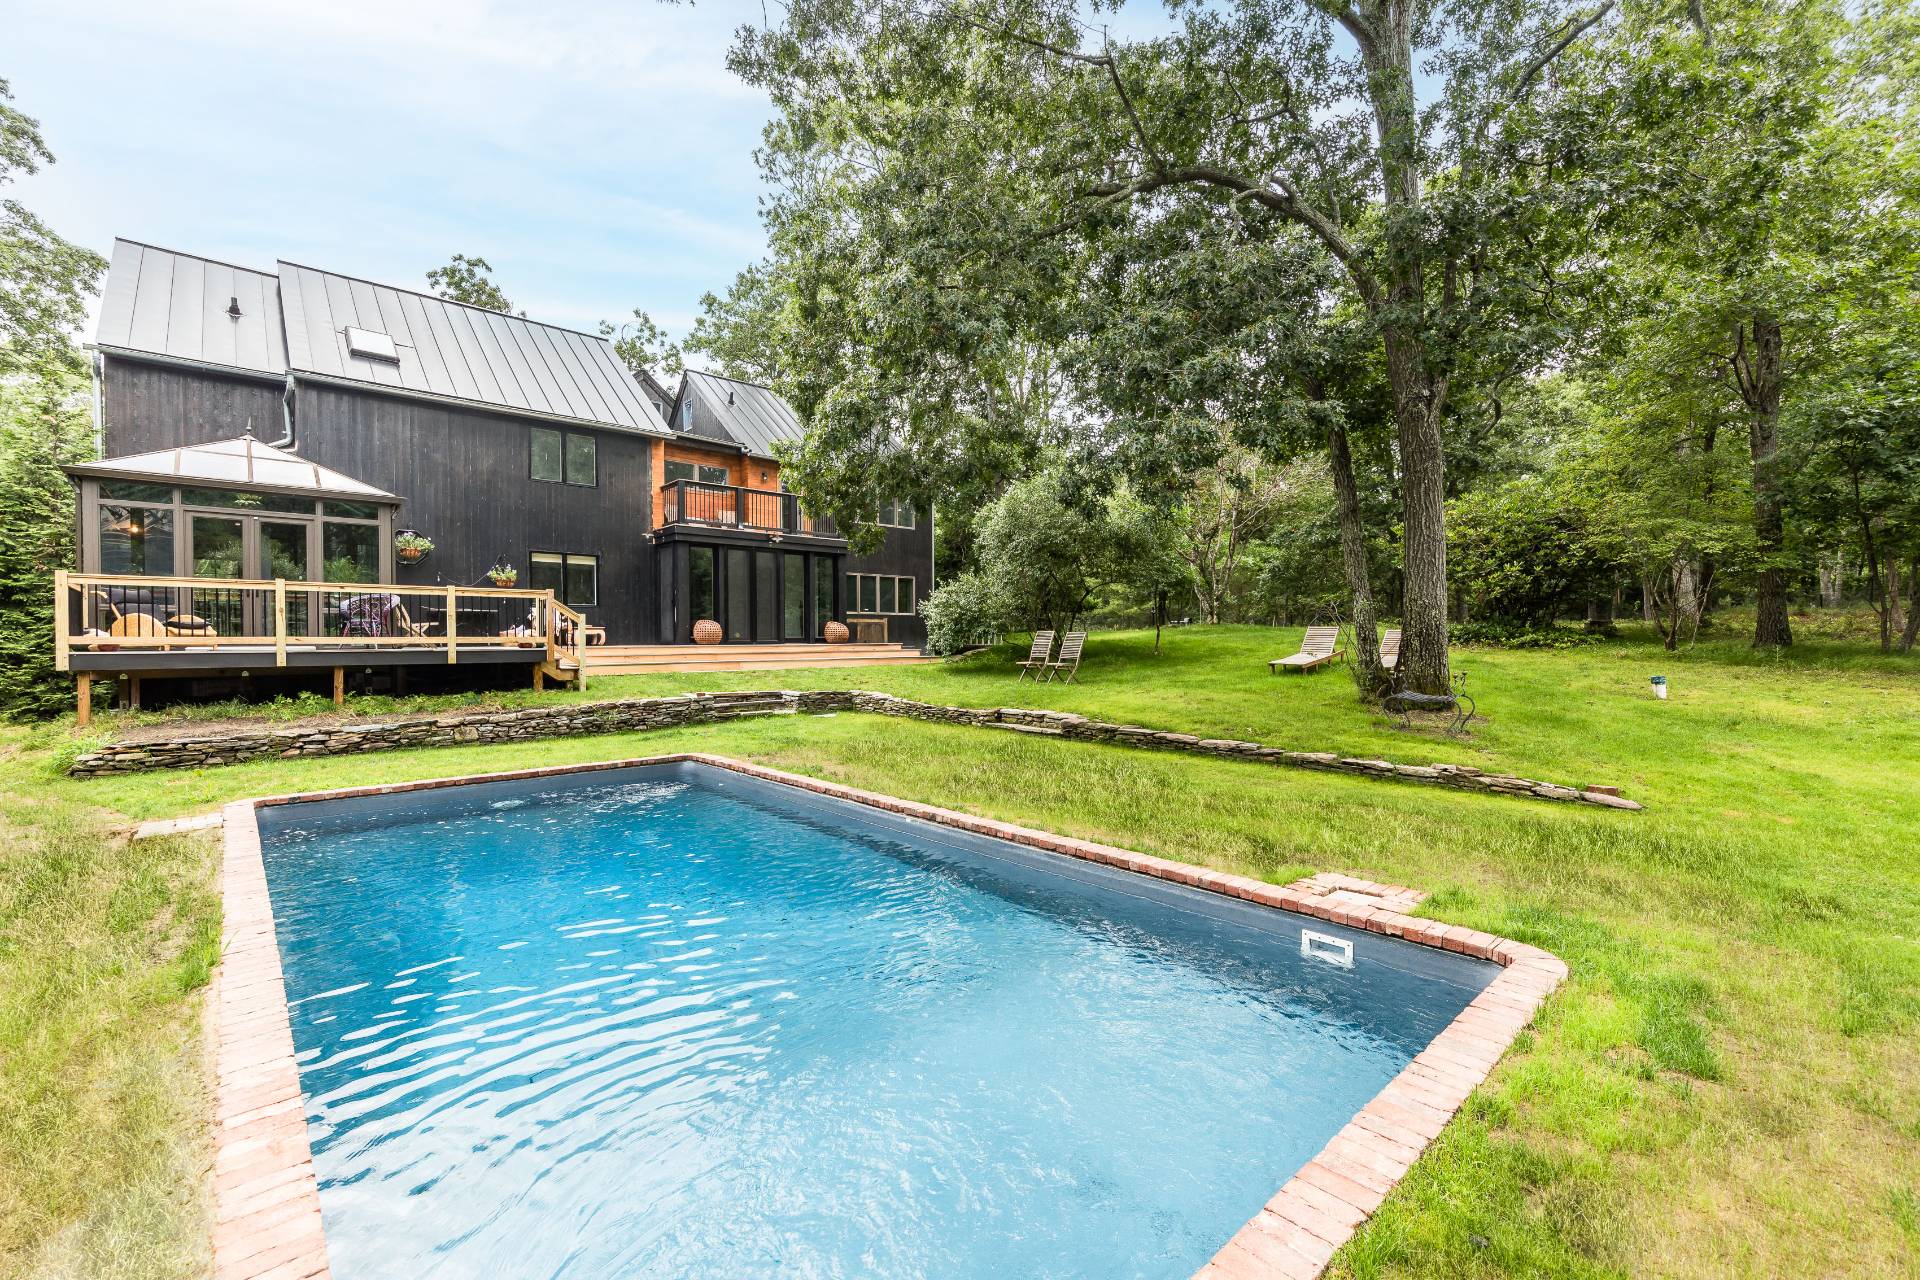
1508 0 1617 101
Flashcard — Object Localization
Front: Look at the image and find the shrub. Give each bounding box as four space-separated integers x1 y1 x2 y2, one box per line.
919 571 1006 654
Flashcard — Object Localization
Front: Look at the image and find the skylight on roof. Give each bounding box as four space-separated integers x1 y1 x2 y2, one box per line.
344 326 399 363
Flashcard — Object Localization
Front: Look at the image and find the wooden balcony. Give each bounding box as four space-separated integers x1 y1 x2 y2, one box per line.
658 479 839 539
55 571 590 721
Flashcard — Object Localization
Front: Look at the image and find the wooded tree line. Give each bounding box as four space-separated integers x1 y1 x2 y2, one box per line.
677 0 1919 687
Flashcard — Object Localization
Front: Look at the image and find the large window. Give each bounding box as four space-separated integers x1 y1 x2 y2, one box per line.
877 500 916 529
813 555 835 638
531 427 597 486
847 573 915 615
98 503 174 575
665 459 731 485
688 546 716 621
529 552 598 607
322 522 380 583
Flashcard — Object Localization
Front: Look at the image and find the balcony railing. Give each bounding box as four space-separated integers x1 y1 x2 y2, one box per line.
54 571 584 673
659 479 838 538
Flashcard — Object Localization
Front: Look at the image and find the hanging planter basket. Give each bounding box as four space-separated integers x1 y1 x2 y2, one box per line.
395 529 434 565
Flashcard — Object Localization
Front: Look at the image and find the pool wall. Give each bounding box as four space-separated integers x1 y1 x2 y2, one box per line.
209 753 1568 1280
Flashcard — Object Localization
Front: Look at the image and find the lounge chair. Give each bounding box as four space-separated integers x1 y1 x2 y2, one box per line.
94 587 217 647
1015 630 1055 681
1380 628 1402 672
1268 625 1343 674
1045 631 1086 683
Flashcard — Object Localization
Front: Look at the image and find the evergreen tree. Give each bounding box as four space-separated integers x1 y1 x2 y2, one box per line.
0 362 92 717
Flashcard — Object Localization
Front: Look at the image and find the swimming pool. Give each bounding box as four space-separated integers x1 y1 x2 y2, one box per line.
251 759 1502 1279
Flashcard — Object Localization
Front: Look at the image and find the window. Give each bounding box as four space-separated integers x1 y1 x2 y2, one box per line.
99 503 174 575
783 554 805 637
688 546 716 621
846 573 915 615
180 487 314 513
322 522 380 583
877 500 916 529
565 433 597 486
531 427 596 485
100 480 175 503
813 555 835 637
344 326 399 362
529 552 598 607
665 459 731 486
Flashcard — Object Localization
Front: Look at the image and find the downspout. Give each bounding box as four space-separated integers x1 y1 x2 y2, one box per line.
90 350 105 454
271 373 296 448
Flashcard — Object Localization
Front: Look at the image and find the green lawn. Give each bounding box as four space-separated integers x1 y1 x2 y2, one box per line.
4 624 1918 1278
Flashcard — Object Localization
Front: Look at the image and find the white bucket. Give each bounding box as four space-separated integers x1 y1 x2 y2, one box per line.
1650 675 1669 700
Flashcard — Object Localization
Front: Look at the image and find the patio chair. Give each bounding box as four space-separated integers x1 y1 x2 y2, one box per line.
1380 627 1402 673
1015 630 1055 681
339 593 432 640
1045 631 1086 683
94 586 217 646
1268 625 1343 674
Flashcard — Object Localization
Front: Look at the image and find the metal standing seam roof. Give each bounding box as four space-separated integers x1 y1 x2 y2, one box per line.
92 239 672 437
94 240 289 376
66 434 400 500
679 369 802 460
276 262 669 435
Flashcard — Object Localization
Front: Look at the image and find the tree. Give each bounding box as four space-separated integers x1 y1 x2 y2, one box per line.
598 309 682 377
425 253 517 313
1 79 105 376
728 0 1613 694
1562 0 1916 647
0 362 93 716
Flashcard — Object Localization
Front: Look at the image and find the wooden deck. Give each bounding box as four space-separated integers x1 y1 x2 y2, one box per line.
584 643 936 675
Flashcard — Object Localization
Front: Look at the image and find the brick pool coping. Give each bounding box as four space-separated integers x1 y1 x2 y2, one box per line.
211 753 1567 1280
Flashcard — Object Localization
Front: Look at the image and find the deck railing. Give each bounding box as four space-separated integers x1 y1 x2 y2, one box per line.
658 479 838 537
54 571 565 672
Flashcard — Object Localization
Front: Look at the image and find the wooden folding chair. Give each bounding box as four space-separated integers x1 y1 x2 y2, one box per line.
1015 630 1055 681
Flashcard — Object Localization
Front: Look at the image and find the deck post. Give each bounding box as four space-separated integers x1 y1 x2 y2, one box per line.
332 666 345 707
53 569 69 673
75 674 90 727
273 578 287 666
128 675 141 711
533 665 545 692
446 586 458 665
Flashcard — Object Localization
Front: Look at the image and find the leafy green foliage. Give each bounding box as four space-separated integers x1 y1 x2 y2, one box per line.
425 253 517 314
598 309 682 378
0 79 103 377
0 364 93 718
1449 478 1616 628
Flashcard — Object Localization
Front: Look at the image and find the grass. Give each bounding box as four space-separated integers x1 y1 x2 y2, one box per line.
5 623 1919 1278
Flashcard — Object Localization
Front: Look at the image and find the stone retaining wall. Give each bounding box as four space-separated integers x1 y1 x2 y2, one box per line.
69 689 1642 810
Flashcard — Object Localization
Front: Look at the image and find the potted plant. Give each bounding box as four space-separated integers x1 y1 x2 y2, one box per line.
487 562 518 588
693 619 723 645
395 530 434 565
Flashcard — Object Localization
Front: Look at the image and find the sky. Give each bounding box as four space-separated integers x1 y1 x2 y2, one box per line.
5 0 779 342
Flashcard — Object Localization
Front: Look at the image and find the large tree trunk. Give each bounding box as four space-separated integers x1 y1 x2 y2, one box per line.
1740 311 1792 648
1901 557 1920 653
1326 423 1387 697
1357 1 1452 694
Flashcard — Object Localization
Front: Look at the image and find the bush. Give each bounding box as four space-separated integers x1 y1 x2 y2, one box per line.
919 571 1006 655
1450 619 1602 649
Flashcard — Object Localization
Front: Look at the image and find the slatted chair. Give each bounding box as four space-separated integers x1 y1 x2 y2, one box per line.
1015 630 1056 681
1268 624 1344 674
1379 627 1402 673
1045 631 1086 683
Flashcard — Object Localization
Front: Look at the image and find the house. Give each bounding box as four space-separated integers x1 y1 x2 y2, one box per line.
57 238 934 710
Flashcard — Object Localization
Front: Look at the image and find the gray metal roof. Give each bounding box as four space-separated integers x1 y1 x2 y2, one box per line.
92 237 672 436
679 370 801 459
67 434 399 500
94 240 289 377
277 262 669 435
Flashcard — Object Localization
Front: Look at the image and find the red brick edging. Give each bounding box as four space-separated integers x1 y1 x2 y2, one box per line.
211 753 1567 1280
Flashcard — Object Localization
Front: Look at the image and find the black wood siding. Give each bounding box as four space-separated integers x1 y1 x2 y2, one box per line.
102 359 657 643
847 521 936 646
102 357 286 445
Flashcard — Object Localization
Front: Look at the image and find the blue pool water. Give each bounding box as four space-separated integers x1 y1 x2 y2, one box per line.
256 762 1494 1279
